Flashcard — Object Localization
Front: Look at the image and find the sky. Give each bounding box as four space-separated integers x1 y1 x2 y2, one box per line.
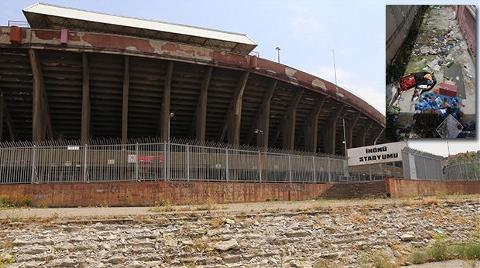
0 0 478 156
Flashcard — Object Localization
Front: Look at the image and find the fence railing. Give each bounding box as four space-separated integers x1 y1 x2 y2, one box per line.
1 141 477 184
444 161 480 181
0 142 363 184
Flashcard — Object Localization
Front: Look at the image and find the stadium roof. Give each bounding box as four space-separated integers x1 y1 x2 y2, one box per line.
23 3 257 55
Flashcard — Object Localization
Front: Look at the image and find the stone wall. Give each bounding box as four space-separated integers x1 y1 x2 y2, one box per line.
1 198 478 267
386 178 480 197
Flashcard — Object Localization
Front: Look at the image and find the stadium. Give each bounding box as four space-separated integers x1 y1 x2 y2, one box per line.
0 3 385 154
1 3 478 208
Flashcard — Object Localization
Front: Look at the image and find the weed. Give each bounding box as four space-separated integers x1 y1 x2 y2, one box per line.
350 213 368 223
209 217 224 229
0 254 15 268
408 236 480 264
21 196 32 207
191 238 209 252
313 259 331 268
1 239 13 250
372 252 396 268
154 198 170 207
196 198 217 211
149 203 176 213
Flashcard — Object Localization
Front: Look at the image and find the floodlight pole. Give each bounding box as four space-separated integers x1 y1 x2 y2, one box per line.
446 140 451 157
275 47 281 63
332 49 337 85
342 118 347 156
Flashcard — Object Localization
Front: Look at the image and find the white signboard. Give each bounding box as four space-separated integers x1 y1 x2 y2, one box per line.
67 145 80 150
128 154 137 164
347 142 406 166
436 114 463 138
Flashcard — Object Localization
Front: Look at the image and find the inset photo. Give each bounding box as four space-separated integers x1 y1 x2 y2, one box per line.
386 5 477 139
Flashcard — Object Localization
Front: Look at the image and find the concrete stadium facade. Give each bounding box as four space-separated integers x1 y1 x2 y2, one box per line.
0 4 385 155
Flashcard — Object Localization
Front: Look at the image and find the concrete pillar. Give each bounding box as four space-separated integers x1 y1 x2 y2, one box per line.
28 49 46 142
304 98 326 152
256 80 277 150
282 89 304 150
346 113 360 149
160 61 174 142
195 66 212 144
121 56 130 144
323 105 344 154
227 72 249 147
81 53 91 144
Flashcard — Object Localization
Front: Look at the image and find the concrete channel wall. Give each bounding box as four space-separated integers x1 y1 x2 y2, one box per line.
386 178 480 198
456 5 477 59
1 179 479 207
386 5 420 65
0 181 333 207
0 180 390 207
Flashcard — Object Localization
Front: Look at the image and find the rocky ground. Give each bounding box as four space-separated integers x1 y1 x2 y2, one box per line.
0 196 479 267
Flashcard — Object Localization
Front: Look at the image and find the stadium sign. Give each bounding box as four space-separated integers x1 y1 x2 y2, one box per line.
347 142 407 166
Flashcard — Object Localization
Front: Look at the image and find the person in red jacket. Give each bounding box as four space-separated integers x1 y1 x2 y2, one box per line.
397 72 436 101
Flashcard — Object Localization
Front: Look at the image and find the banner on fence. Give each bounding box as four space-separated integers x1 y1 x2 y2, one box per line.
347 142 407 166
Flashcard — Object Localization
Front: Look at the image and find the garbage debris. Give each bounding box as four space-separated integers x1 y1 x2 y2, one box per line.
386 5 476 140
438 81 457 97
415 92 464 120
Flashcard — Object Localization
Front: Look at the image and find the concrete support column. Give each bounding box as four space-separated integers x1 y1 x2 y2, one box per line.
227 72 249 147
346 113 360 149
195 66 212 144
0 93 3 141
81 53 91 144
29 49 52 141
304 98 325 152
354 121 372 147
121 56 130 144
256 80 277 150
282 89 304 150
323 105 344 154
160 61 174 142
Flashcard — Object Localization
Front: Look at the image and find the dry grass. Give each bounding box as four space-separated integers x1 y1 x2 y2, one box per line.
195 198 217 211
149 198 177 213
0 239 13 250
209 217 224 228
190 238 210 252
350 213 368 224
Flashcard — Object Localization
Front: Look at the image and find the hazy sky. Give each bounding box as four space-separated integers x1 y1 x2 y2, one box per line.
0 0 478 156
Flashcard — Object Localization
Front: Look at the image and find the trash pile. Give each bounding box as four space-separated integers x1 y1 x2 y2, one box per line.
414 92 464 120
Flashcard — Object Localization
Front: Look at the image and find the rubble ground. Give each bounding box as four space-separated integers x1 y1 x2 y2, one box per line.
1 195 479 267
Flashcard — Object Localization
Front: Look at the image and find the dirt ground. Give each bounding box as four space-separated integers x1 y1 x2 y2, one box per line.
1 194 478 221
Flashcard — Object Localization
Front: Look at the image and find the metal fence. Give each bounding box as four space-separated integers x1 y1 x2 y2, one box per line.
402 148 444 180
0 142 356 184
444 161 480 181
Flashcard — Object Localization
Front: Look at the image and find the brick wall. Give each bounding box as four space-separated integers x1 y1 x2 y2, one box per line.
0 181 334 207
386 178 480 198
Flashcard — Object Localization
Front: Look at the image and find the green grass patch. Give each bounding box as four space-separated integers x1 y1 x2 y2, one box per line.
0 255 15 268
409 236 480 264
